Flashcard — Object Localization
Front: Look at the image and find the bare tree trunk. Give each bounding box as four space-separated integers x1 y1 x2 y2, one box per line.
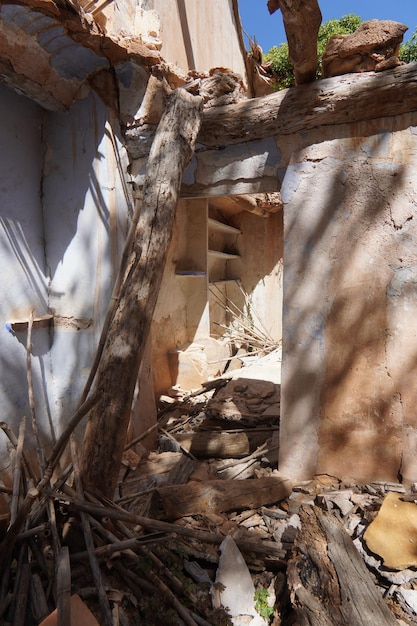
80 88 203 498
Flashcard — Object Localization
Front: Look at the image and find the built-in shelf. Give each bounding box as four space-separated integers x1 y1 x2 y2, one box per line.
208 250 240 260
208 218 241 235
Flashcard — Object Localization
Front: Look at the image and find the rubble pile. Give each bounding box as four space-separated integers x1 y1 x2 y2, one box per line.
1 353 417 624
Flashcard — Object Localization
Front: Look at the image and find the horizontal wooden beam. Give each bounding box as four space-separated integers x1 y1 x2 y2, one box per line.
127 63 417 198
198 62 417 148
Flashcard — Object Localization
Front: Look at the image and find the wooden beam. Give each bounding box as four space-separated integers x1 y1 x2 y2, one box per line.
155 475 292 520
80 88 203 498
209 193 282 216
125 63 417 161
287 506 398 625
198 63 417 148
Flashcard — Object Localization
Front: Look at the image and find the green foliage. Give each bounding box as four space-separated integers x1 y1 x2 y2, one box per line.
264 14 361 89
263 42 294 90
399 29 417 63
254 588 274 621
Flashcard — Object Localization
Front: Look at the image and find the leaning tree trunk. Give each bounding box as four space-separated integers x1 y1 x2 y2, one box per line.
80 88 203 498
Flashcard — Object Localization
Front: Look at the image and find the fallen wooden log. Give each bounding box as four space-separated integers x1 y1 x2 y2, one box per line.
55 492 286 558
155 475 292 519
287 505 398 625
171 430 271 459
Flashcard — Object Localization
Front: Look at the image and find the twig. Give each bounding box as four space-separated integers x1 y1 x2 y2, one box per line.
70 435 113 626
47 498 61 558
102 510 198 605
0 592 13 620
0 487 39 572
56 547 71 626
114 559 198 626
160 427 198 461
123 411 171 451
79 506 198 624
70 534 173 562
29 573 50 624
12 561 31 626
27 310 45 473
17 522 48 541
35 392 99 496
12 418 26 522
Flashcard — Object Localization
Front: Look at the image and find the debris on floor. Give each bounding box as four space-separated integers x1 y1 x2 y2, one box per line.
1 350 417 624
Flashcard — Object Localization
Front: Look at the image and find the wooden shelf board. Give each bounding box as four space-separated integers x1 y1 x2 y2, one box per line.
208 218 241 235
208 250 240 260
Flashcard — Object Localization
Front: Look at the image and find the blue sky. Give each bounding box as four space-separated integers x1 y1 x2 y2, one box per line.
238 0 417 53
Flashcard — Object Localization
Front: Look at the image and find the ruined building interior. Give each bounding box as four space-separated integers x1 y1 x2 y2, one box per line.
2 0 417 623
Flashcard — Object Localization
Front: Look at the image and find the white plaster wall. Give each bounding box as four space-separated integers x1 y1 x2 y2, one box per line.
0 86 133 474
43 94 132 436
0 86 50 473
155 0 247 76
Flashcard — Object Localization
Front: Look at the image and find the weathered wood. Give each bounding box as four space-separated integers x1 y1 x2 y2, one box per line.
56 547 71 626
12 562 30 626
80 88 203 498
29 573 50 624
287 506 398 626
270 0 322 85
0 487 39 573
125 63 417 168
172 430 271 459
199 62 417 148
155 475 292 520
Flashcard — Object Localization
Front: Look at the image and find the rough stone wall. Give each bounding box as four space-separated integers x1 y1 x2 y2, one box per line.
279 113 417 484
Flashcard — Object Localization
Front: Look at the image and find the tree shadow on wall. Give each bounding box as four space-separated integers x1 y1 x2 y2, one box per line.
280 116 417 482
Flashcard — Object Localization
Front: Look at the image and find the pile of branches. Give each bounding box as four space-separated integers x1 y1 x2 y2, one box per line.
0 413 240 625
210 282 281 357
